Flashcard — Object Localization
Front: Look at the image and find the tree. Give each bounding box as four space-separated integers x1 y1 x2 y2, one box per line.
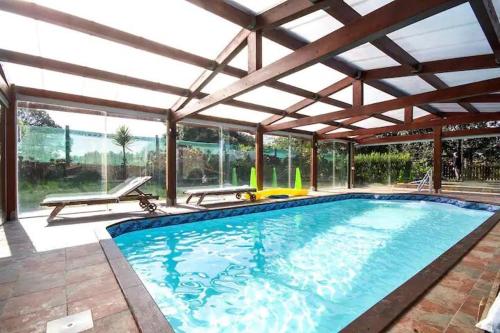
18 108 60 128
112 125 135 179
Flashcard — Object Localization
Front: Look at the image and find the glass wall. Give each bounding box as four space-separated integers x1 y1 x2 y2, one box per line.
354 141 433 188
290 137 311 189
177 123 221 194
263 135 289 188
223 130 255 187
318 141 348 190
17 102 166 214
263 134 312 189
442 136 499 193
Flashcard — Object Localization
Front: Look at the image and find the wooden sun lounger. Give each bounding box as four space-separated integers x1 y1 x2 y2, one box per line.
184 186 257 205
41 176 159 221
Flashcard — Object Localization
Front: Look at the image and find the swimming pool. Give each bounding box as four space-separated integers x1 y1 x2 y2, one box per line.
111 196 496 332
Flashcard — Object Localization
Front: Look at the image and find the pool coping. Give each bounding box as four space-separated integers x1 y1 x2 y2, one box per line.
98 192 499 333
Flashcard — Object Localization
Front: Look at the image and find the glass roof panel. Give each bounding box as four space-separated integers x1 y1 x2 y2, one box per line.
224 0 287 14
436 68 500 87
388 3 491 62
279 64 346 92
227 46 248 71
344 0 393 16
281 10 343 42
263 38 293 67
352 117 394 128
297 103 340 116
294 124 330 132
337 43 400 70
33 0 243 59
429 103 468 112
329 85 353 105
364 85 395 104
235 86 303 109
381 76 436 95
202 73 239 94
413 107 430 119
3 63 178 108
0 13 205 89
272 117 297 125
329 128 351 133
471 103 500 112
381 109 405 121
200 104 273 123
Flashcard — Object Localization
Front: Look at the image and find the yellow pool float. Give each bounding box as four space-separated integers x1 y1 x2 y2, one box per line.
246 188 309 200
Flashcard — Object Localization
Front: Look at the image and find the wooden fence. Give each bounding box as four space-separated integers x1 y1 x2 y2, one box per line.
442 164 500 182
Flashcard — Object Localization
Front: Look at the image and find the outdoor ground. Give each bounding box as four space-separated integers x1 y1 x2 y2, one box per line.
0 189 498 332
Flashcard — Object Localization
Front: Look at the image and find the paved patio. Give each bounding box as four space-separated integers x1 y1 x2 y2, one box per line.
0 189 498 332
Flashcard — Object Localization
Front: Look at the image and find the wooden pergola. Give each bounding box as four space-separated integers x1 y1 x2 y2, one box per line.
0 0 499 220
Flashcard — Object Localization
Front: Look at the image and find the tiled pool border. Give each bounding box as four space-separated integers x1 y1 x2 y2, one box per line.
100 193 500 333
106 193 498 237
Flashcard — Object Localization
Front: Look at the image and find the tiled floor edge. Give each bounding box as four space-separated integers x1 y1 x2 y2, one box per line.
99 238 174 333
340 210 500 333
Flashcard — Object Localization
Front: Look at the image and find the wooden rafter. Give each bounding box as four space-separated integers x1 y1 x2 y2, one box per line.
0 49 342 127
175 0 465 120
456 94 500 103
321 112 500 140
188 0 444 116
260 77 355 126
14 86 314 136
254 0 337 31
469 0 500 63
247 31 262 73
265 77 500 132
358 127 500 145
323 0 479 113
363 54 498 80
0 0 348 112
171 29 250 112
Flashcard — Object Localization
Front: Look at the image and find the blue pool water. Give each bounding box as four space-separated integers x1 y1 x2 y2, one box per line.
114 199 494 333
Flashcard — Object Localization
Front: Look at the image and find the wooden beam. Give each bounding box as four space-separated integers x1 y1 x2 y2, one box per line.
5 85 17 220
456 94 500 103
358 126 500 145
0 49 189 97
353 80 363 107
261 77 355 126
265 77 500 132
247 31 262 74
469 0 500 63
4 50 335 126
172 29 250 112
323 0 470 114
254 0 338 31
320 112 500 140
174 0 465 120
363 54 498 80
433 126 442 192
0 0 218 69
166 114 177 206
311 133 318 191
187 0 444 117
404 106 413 124
0 1 348 111
255 125 264 190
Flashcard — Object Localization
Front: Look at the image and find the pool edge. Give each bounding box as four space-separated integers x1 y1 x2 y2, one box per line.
99 193 499 333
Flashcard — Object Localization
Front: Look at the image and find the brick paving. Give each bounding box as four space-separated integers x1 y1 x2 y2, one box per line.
0 191 498 332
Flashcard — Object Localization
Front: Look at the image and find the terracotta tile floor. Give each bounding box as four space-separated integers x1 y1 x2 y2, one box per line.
0 222 139 333
0 190 498 332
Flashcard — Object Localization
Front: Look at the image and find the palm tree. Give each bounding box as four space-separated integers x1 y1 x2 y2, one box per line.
113 125 135 179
